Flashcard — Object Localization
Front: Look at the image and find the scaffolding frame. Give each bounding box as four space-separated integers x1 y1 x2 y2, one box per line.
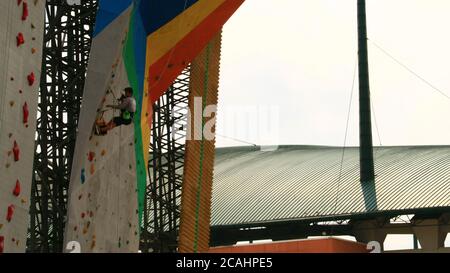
27 0 98 253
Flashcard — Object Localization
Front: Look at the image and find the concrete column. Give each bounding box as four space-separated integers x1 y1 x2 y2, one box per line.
352 220 387 252
412 219 446 252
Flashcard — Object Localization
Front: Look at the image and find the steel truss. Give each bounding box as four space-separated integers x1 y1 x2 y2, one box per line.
141 67 191 253
27 0 98 253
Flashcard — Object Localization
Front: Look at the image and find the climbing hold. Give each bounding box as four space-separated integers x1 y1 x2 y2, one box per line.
31 23 35 29
8 133 12 138
18 0 22 6
78 194 82 200
21 198 26 204
81 168 85 184
7 205 15 222
22 1 29 21
10 77 14 81
9 101 14 107
33 0 38 5
0 236 4 253
13 180 21 197
74 226 77 231
101 149 106 156
19 90 23 94
5 163 10 169
13 141 20 162
16 33 25 46
23 102 29 124
27 72 35 86
31 48 36 54
88 151 95 162
90 240 96 250
90 164 95 175
81 212 85 218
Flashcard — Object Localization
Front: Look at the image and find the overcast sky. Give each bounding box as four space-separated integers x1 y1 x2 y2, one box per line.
216 0 450 147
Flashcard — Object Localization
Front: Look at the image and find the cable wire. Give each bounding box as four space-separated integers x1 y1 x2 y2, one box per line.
216 133 258 147
331 57 358 235
368 39 450 100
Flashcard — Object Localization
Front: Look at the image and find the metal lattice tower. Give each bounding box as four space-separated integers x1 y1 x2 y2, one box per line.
141 68 191 253
27 0 98 253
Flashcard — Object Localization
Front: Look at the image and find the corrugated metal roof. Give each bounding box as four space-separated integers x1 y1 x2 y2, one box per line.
211 146 450 226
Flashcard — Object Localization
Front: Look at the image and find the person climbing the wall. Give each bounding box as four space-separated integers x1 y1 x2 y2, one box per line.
97 87 136 135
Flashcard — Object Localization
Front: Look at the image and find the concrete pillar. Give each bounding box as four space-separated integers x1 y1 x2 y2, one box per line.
412 219 446 252
352 220 387 252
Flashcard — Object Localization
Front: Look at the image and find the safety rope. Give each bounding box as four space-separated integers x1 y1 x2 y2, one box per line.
193 42 212 253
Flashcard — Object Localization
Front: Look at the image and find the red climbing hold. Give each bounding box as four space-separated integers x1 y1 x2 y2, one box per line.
13 141 20 162
27 72 35 86
7 205 15 222
0 236 3 253
88 151 95 162
22 2 29 21
18 0 22 6
23 102 29 124
81 212 86 219
16 33 25 47
13 180 21 197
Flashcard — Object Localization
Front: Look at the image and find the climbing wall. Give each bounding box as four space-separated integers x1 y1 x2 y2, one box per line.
63 6 140 253
64 0 243 253
178 31 222 253
0 0 45 253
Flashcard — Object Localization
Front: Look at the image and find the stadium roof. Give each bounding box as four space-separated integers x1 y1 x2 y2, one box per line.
211 145 450 227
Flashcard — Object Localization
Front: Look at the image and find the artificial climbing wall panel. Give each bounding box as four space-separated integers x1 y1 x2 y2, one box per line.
0 0 44 253
178 31 222 253
64 6 140 253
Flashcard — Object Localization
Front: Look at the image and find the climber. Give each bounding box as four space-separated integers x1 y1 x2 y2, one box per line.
97 87 136 135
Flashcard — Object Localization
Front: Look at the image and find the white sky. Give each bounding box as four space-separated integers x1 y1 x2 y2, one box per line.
216 0 450 147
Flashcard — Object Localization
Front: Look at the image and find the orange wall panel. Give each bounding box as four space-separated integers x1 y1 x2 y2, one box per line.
209 238 369 253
